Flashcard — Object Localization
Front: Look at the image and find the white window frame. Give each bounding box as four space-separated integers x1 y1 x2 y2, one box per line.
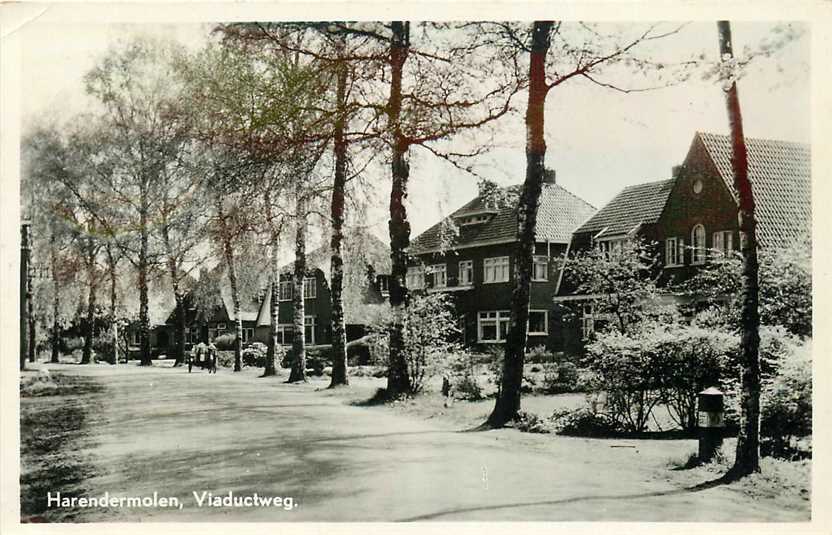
216 322 227 331
303 277 316 299
242 327 254 343
279 281 293 301
581 303 595 338
483 256 510 284
458 260 474 286
665 237 685 267
532 256 548 281
304 316 316 345
528 309 548 335
406 266 424 289
428 264 447 288
131 329 140 345
277 324 293 345
691 224 706 265
712 230 734 259
477 310 511 343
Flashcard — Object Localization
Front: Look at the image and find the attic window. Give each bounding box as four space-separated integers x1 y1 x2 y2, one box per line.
457 214 492 226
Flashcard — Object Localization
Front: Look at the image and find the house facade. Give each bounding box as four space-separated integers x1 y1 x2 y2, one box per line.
553 131 811 353
407 171 597 350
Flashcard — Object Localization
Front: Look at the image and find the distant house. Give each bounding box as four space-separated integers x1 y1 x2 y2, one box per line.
407 171 597 350
254 231 391 348
554 131 811 352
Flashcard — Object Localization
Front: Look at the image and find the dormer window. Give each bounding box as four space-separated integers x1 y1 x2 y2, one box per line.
455 211 497 227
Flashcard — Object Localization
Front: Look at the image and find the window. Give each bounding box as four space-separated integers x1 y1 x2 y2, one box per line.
458 260 474 286
242 328 254 343
597 238 626 260
712 231 734 258
131 329 140 345
532 256 548 281
277 325 293 345
303 277 316 299
279 281 293 301
187 327 199 345
665 237 684 267
528 310 548 335
691 224 706 264
478 311 511 342
406 266 424 289
483 256 510 283
739 231 748 251
377 275 389 296
581 304 595 338
216 322 227 331
428 264 447 288
304 316 316 345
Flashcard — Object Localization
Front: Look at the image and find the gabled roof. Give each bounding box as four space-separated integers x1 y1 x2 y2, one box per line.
410 182 596 254
694 132 811 248
278 231 390 274
573 179 676 236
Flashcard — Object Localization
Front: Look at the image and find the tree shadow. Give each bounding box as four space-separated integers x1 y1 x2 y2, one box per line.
398 476 738 521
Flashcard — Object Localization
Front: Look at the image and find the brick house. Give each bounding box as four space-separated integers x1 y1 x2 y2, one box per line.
254 232 391 347
553 131 811 353
407 172 597 350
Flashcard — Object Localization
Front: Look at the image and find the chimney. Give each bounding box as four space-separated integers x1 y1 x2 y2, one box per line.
543 168 556 184
671 164 684 178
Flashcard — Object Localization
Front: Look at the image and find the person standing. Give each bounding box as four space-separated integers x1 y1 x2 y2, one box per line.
208 341 218 374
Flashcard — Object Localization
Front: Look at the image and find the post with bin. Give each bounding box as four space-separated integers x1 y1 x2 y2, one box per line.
697 387 725 463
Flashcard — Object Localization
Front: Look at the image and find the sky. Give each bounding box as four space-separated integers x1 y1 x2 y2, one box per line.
18 18 811 251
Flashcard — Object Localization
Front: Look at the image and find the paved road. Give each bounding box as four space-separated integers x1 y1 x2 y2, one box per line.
27 363 806 522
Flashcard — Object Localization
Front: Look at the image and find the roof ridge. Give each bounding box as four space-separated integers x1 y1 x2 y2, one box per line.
545 181 597 211
697 131 810 149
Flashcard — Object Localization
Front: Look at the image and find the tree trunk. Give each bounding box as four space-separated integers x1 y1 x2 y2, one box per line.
329 37 350 388
288 197 308 383
215 195 243 372
139 198 152 366
264 190 280 377
488 21 553 427
386 20 412 398
718 20 761 478
51 241 60 363
106 243 118 364
162 221 186 367
28 270 36 363
174 292 186 367
81 234 97 364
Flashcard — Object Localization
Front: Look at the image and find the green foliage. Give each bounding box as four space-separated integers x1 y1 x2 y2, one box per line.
513 411 554 434
540 361 582 394
368 292 461 395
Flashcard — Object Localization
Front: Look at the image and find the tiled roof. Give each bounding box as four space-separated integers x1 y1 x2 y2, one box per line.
696 132 811 248
410 183 596 254
574 179 676 236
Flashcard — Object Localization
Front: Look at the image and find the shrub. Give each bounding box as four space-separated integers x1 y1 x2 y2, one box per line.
585 322 738 432
366 292 460 395
242 342 268 368
514 411 554 433
213 333 237 351
215 350 235 368
761 341 812 459
61 337 84 354
526 345 555 364
550 407 624 437
540 361 582 394
445 352 483 400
